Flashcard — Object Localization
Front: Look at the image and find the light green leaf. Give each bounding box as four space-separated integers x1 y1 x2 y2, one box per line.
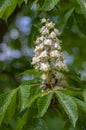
18 84 31 112
37 91 53 117
0 89 17 125
0 0 26 20
76 0 86 17
20 69 41 76
0 0 17 20
18 81 41 112
55 91 78 127
40 0 60 11
73 98 86 113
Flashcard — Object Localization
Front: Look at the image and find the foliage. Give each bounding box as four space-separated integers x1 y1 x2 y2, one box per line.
0 0 86 130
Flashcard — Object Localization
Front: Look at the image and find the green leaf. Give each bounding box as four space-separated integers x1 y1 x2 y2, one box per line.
16 111 29 130
0 0 26 20
17 0 24 6
40 0 60 11
83 90 86 102
62 8 74 30
73 98 86 113
0 89 17 125
0 0 17 20
18 81 41 112
37 90 53 117
75 14 86 34
20 69 42 76
18 84 31 112
4 89 17 122
76 0 86 17
26 118 48 130
24 0 27 4
55 91 78 127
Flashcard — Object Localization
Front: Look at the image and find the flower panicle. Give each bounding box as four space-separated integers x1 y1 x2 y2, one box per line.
32 18 68 90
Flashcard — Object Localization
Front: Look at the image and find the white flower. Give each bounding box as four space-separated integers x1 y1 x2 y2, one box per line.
41 18 46 23
39 26 49 35
54 29 60 36
39 51 48 59
50 50 59 58
35 44 44 52
44 39 52 46
32 57 40 65
49 31 56 38
36 36 44 44
41 74 48 80
54 43 61 50
45 22 55 29
55 38 62 44
40 63 50 71
55 60 67 70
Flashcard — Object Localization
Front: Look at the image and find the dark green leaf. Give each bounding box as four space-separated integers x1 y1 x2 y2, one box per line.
73 98 86 113
16 111 29 130
26 118 48 130
40 0 60 11
83 90 86 102
24 0 27 4
37 90 53 117
62 8 74 30
63 70 85 89
76 0 86 17
18 0 24 6
75 14 86 34
55 91 78 127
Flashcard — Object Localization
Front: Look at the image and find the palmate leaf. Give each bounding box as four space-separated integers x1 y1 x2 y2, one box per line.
76 0 86 17
37 90 53 117
17 83 41 130
40 0 60 11
0 0 26 20
55 91 78 127
0 89 17 125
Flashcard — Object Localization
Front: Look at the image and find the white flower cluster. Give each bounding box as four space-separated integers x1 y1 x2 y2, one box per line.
32 18 68 89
